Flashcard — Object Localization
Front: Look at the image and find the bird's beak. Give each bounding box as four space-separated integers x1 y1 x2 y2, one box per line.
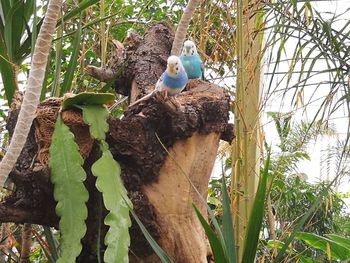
185 46 191 53
168 64 176 74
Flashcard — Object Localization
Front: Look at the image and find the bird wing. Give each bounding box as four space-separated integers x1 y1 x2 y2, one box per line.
200 59 205 80
155 72 165 91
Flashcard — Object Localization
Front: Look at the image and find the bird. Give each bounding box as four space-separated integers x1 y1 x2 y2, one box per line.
155 55 188 96
180 40 204 80
129 55 188 106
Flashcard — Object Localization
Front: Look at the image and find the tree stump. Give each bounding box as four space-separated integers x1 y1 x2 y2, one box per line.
0 22 232 262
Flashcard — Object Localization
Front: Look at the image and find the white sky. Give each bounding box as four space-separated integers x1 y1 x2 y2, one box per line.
261 0 350 207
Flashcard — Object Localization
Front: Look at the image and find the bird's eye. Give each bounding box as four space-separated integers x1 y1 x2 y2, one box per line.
176 67 179 71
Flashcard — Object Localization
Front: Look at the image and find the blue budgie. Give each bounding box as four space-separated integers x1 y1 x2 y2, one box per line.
156 55 188 96
180 40 204 80
129 55 188 106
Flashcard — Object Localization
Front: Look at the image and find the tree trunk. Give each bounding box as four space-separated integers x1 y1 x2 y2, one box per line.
0 22 232 262
20 223 32 263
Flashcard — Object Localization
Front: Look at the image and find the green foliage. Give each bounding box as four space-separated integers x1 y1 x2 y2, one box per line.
266 240 314 263
263 1 350 126
49 98 132 262
195 155 271 263
81 103 132 263
129 209 173 263
91 142 132 263
0 0 42 103
221 176 236 262
296 232 350 260
263 112 350 261
43 226 59 262
61 0 99 24
49 115 89 263
193 204 226 262
61 92 115 110
242 153 271 262
270 176 346 236
0 33 16 104
0 0 38 64
60 19 82 96
81 105 109 140
326 234 350 251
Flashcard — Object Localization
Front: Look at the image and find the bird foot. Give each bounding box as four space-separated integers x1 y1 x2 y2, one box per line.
158 89 168 100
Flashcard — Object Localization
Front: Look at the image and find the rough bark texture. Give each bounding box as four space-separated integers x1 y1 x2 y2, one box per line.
0 22 232 262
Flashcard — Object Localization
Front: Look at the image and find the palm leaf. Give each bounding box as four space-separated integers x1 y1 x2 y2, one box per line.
129 208 173 263
60 17 82 96
61 0 99 24
193 204 227 262
221 176 236 262
0 32 16 104
242 152 271 263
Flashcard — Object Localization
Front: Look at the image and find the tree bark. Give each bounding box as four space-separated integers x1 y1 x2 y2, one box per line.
0 22 232 262
20 223 32 263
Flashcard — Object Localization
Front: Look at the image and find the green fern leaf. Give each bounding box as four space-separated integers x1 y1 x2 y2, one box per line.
92 141 132 263
49 115 89 263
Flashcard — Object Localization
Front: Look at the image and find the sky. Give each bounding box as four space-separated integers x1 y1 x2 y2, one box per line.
260 0 350 207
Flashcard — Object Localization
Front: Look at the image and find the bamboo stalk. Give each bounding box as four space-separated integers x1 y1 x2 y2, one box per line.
232 0 244 259
100 0 106 67
231 0 264 260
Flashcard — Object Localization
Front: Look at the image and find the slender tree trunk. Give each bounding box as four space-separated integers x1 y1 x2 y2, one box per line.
0 0 62 184
20 224 32 263
231 0 264 260
171 0 200 56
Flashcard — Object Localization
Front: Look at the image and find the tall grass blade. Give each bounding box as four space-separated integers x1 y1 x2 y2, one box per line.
61 0 99 24
242 152 271 263
3 1 22 60
51 21 63 97
43 226 59 261
193 204 226 262
221 176 236 262
33 228 55 263
60 18 82 96
129 208 173 263
0 33 16 104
